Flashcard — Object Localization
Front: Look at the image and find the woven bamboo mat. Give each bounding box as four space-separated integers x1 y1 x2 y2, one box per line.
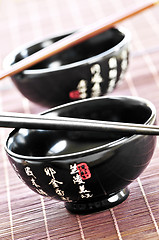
0 0 159 239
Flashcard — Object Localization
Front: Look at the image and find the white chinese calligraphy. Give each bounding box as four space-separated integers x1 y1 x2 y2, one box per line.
44 167 70 201
70 163 79 175
24 166 48 196
77 79 87 99
25 166 36 178
107 57 118 93
120 49 128 80
75 63 103 100
70 163 93 199
90 64 103 97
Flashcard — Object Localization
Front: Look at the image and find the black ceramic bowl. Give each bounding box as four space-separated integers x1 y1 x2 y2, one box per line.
4 27 130 107
5 96 156 214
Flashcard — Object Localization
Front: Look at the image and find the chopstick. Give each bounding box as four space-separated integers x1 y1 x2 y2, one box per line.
0 111 158 136
0 0 159 80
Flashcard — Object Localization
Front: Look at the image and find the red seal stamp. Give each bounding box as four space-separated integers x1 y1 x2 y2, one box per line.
76 163 91 180
69 90 80 100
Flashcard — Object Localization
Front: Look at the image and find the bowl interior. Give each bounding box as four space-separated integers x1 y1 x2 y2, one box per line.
12 28 126 70
7 97 153 158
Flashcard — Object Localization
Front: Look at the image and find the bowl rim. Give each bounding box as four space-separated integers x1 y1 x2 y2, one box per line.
5 96 156 161
3 26 131 75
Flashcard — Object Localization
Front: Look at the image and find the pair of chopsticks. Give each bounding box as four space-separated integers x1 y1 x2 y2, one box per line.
0 0 159 80
0 112 158 136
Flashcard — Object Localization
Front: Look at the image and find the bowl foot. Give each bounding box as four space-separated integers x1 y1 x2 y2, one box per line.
65 187 129 214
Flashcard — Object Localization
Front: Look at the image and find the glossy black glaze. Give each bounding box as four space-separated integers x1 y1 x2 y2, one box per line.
5 96 156 214
4 27 130 107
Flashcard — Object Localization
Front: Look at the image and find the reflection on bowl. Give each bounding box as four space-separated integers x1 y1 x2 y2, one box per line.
5 96 156 214
4 27 130 107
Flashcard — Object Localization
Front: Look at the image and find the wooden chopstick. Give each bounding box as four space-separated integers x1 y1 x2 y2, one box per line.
0 112 158 136
0 0 159 80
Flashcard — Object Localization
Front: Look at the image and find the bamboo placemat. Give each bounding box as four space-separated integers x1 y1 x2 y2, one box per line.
0 0 159 239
